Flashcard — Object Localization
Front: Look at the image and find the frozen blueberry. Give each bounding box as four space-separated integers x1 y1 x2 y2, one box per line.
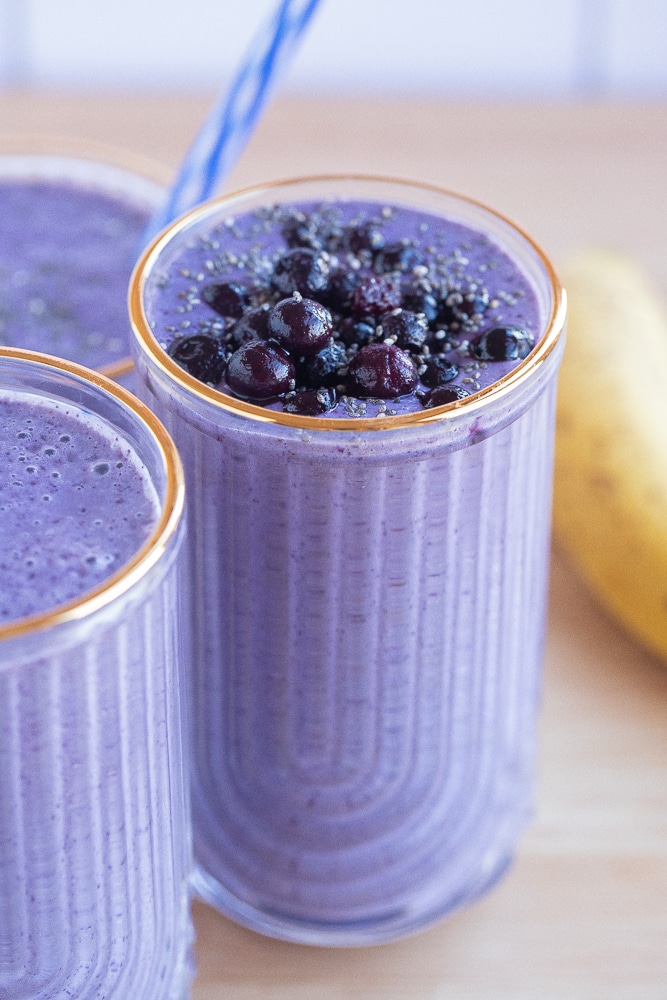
338 316 376 348
375 242 426 273
267 296 333 356
203 281 248 319
323 267 361 311
351 275 402 319
380 310 429 351
229 304 271 346
226 341 295 400
284 387 337 415
271 248 330 297
168 333 227 383
438 284 490 327
401 285 439 325
470 326 533 361
347 343 418 399
423 384 471 407
296 341 347 389
421 355 460 387
343 222 385 254
282 211 325 251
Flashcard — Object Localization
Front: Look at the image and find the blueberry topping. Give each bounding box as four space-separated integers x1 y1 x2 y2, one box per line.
229 304 270 346
423 384 471 407
351 274 402 319
343 222 385 254
271 248 330 297
401 285 439 325
347 343 418 399
267 296 333 356
203 281 248 319
168 333 227 383
421 355 460 387
438 284 490 327
380 310 429 351
323 267 361 311
376 242 425 273
296 341 347 389
226 341 295 400
161 199 538 417
337 316 376 348
470 326 533 361
284 387 337 415
282 211 325 251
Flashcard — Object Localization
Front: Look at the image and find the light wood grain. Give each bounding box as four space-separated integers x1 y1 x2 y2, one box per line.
2 91 665 998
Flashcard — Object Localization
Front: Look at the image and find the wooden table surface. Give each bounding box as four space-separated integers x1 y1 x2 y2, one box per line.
3 92 666 999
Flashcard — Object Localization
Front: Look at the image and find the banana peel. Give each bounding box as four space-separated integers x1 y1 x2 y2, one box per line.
554 248 667 662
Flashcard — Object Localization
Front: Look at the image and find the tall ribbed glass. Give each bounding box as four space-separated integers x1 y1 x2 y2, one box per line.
130 177 566 946
0 350 193 998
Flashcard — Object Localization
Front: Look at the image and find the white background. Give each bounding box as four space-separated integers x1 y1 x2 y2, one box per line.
0 0 666 96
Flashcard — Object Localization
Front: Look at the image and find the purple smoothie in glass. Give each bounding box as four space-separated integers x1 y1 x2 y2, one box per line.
131 176 566 946
0 147 167 383
0 393 159 622
0 350 192 998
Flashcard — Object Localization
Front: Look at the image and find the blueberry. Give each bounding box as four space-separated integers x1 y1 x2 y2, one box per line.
203 281 248 319
401 285 439 325
168 333 227 383
438 284 490 327
380 310 429 351
338 316 376 348
458 285 490 318
296 341 347 389
351 274 402 319
282 211 325 251
284 387 337 415
226 341 295 400
271 248 330 297
347 343 418 399
343 222 385 255
421 355 460 388
470 326 533 361
323 267 361 311
267 297 333 356
423 384 471 407
376 242 425 273
229 304 270 346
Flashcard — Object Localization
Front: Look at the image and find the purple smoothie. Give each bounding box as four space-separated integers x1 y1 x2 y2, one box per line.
131 177 566 945
0 152 165 380
0 355 192 998
0 393 158 622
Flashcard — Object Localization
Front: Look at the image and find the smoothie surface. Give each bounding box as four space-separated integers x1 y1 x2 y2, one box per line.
0 179 149 370
0 392 159 623
145 197 542 418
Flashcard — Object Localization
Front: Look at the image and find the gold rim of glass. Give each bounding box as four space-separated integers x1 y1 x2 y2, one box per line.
0 347 185 643
0 135 170 383
130 174 566 432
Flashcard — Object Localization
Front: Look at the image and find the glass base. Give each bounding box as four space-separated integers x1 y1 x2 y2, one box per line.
191 852 513 948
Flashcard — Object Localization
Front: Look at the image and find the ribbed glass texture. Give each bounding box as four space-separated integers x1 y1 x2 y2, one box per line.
146 364 559 946
131 176 565 946
0 354 192 999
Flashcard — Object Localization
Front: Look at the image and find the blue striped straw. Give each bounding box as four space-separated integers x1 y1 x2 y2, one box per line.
142 0 322 247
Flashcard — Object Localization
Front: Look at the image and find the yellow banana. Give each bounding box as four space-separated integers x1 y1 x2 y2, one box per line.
553 248 667 662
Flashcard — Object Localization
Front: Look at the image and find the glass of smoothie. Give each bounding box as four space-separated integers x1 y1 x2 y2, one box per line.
0 138 169 387
0 348 193 997
129 175 566 946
